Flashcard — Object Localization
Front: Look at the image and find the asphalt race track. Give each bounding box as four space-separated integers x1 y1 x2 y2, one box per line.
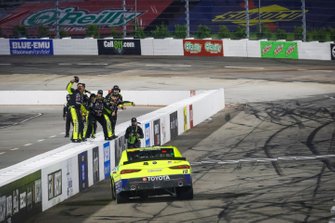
0 105 157 169
0 56 334 222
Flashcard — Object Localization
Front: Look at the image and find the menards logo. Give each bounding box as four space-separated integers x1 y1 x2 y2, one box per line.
23 7 141 27
212 5 307 26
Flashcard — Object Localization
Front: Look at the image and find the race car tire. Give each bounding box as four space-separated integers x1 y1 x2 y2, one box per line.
176 186 194 200
110 180 116 201
116 192 128 204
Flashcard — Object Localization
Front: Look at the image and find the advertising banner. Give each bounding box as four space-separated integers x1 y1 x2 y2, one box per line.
0 1 173 37
103 142 111 179
331 44 335 60
65 159 74 198
78 151 88 192
183 106 189 131
92 147 99 184
189 104 194 128
153 119 161 146
170 111 178 140
183 39 223 56
9 39 53 55
47 170 62 200
261 41 298 59
98 39 141 55
115 135 126 163
161 116 167 144
145 123 151 147
0 171 42 223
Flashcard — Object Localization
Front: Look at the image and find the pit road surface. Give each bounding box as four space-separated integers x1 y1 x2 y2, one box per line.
0 105 158 169
0 56 334 223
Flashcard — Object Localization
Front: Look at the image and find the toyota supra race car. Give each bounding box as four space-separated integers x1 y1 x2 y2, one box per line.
110 146 193 203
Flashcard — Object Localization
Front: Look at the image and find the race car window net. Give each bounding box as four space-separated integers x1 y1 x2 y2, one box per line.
124 148 186 165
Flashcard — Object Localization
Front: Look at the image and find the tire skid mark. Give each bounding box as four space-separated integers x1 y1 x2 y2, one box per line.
306 121 335 172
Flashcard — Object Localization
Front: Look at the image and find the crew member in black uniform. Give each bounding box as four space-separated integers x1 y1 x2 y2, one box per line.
66 76 86 143
105 85 134 137
125 117 144 148
63 94 71 137
85 90 113 140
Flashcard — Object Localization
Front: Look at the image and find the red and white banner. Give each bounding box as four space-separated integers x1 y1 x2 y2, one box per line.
183 39 224 57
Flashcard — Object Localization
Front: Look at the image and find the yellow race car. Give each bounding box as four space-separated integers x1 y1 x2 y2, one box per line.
110 146 193 203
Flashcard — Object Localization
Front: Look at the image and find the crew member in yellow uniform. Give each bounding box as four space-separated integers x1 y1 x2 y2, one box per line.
66 76 86 143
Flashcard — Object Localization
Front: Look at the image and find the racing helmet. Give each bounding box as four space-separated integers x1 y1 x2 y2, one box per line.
112 85 121 95
97 89 103 95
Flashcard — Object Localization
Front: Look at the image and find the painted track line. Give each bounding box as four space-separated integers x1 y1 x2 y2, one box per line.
10 148 20 151
224 65 265 70
23 143 32 147
191 154 335 166
0 152 5 155
37 139 45 142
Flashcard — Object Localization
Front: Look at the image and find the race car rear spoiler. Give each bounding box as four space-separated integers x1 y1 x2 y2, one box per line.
123 157 187 165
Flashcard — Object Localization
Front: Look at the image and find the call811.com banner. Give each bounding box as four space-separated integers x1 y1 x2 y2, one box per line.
97 39 141 55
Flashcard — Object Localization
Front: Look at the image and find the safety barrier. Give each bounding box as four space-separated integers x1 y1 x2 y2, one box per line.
0 88 225 223
0 90 197 106
0 38 333 60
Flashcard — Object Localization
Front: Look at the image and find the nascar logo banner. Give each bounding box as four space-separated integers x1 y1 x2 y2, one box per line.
261 41 298 59
183 39 223 57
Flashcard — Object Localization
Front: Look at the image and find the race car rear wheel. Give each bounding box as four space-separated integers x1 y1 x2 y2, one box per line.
110 180 116 201
176 186 194 200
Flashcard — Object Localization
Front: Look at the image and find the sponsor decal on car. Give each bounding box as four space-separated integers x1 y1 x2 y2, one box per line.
142 175 171 182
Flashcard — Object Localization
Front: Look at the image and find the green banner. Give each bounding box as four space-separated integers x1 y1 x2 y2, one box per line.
261 41 298 59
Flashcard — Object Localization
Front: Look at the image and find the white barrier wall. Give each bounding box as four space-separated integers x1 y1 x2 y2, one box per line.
53 39 98 55
0 89 225 219
0 90 195 106
247 40 261 58
223 39 248 57
140 38 154 56
0 38 332 60
152 39 183 56
0 39 10 55
140 38 183 56
298 41 331 60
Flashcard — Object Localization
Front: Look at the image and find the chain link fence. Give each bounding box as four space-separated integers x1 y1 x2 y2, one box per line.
0 0 334 41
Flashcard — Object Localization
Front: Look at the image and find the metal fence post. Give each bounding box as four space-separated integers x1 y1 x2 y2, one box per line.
123 0 126 38
258 0 262 35
55 0 60 38
302 0 307 41
185 0 190 38
245 0 250 39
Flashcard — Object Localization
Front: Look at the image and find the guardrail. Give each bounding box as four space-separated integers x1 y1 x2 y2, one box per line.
0 38 333 61
0 89 225 223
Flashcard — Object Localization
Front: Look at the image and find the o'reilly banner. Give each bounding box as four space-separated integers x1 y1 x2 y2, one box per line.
261 41 298 59
9 39 53 55
331 44 335 60
98 39 141 55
